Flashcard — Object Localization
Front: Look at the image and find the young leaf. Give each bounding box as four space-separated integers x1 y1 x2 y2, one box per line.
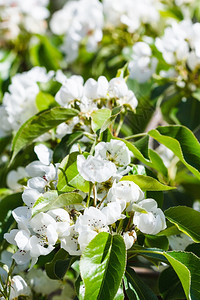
80 232 126 300
91 109 111 132
165 206 200 242
32 191 83 215
11 107 79 163
148 125 200 180
124 267 157 300
36 91 58 111
120 175 175 191
32 190 58 216
100 106 123 134
57 152 90 193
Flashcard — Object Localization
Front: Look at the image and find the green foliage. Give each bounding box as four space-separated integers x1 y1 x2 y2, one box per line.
57 152 90 193
11 107 79 163
80 232 126 300
124 267 157 300
159 267 185 300
91 109 111 132
35 91 58 111
32 191 83 215
120 175 175 191
0 193 23 243
45 248 77 280
148 125 200 180
165 206 200 242
53 131 84 163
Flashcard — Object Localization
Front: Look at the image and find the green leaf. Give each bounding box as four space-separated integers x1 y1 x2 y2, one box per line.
11 107 79 163
164 252 191 300
165 206 200 243
32 191 83 215
0 193 23 243
80 232 126 300
114 284 124 300
120 175 175 191
32 191 58 215
30 34 62 71
36 91 58 111
148 149 168 178
53 131 84 163
116 137 169 177
157 225 181 237
145 235 169 251
0 136 12 155
116 63 129 79
91 109 111 132
148 125 200 180
159 267 185 300
45 248 73 280
124 266 157 300
99 106 122 134
192 90 200 102
129 248 200 300
57 152 90 193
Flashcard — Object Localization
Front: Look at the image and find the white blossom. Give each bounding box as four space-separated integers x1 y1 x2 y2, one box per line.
22 188 42 208
50 0 104 63
60 225 81 256
0 67 52 135
94 139 131 167
123 231 137 250
133 199 166 235
77 155 117 183
6 167 27 191
84 76 109 100
107 180 144 211
47 208 71 237
108 77 138 110
26 269 61 295
55 75 84 107
75 207 109 250
9 275 31 300
103 0 160 33
128 42 157 83
0 0 49 41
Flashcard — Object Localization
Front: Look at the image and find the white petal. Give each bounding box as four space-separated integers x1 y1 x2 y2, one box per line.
34 144 53 165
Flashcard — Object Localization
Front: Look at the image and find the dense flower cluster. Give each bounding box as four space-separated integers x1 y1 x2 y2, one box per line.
50 0 161 62
0 1 200 299
0 67 53 136
0 0 49 42
4 141 166 268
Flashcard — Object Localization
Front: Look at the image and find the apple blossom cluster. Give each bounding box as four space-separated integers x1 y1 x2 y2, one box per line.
56 72 138 115
126 41 158 83
0 68 138 140
50 0 104 63
103 0 161 32
50 0 161 62
0 0 49 42
0 67 53 137
156 19 200 87
0 250 62 299
4 140 166 269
